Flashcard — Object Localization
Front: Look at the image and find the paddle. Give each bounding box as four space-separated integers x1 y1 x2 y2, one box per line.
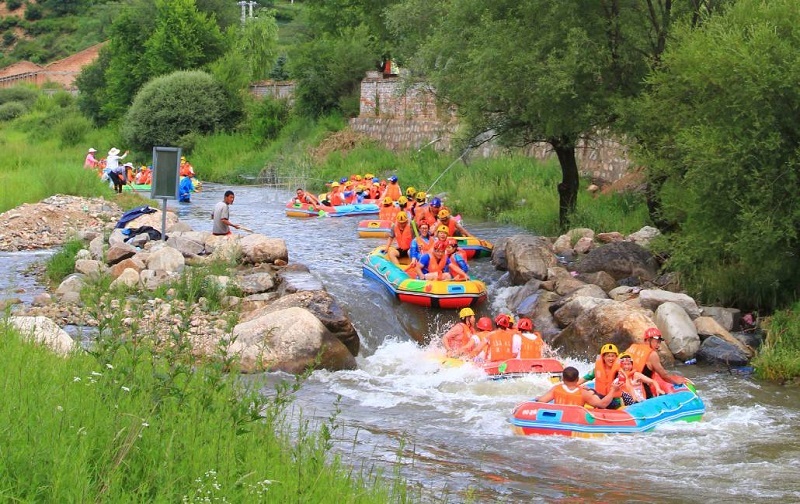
238 225 254 233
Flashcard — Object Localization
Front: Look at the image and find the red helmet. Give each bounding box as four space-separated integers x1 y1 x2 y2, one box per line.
517 318 533 331
644 328 663 341
446 237 458 248
494 313 511 328
434 241 448 251
476 317 493 331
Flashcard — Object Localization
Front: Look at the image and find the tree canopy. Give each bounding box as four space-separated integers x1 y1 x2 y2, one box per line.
631 0 800 309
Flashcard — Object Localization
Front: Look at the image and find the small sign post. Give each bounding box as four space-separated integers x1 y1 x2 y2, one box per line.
151 147 181 241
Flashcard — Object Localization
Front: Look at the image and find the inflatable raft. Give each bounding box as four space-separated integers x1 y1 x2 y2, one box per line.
433 356 563 381
362 247 487 308
509 382 705 437
454 236 493 259
357 219 392 238
285 201 380 218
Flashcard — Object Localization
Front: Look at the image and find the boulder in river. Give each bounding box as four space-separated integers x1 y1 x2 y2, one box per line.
503 234 558 285
573 241 658 281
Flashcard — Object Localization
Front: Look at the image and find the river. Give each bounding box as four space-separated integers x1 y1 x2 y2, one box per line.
5 183 800 502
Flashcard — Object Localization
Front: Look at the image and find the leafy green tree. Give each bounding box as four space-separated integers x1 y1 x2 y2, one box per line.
75 46 111 125
630 0 800 309
121 70 239 152
288 25 375 117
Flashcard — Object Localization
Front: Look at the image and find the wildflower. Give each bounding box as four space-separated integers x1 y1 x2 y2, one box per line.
106 363 114 369
73 376 81 382
121 386 130 392
91 371 102 377
141 422 149 428
56 405 64 412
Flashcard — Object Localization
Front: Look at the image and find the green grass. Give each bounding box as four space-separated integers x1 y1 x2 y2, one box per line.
0 306 406 502
44 238 84 286
753 304 800 383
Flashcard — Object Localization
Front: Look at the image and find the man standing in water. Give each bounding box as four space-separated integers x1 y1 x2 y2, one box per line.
212 190 241 235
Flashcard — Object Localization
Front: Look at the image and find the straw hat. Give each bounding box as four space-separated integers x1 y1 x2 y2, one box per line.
88 148 97 153
108 147 120 156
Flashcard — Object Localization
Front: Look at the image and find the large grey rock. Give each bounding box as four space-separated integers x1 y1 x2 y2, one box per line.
551 301 656 359
235 272 276 295
639 289 701 319
553 297 615 327
241 290 360 356
699 306 741 332
491 237 508 270
655 302 700 360
166 233 206 257
75 249 91 261
110 268 140 289
228 307 356 373
146 246 185 273
506 280 542 314
627 226 661 248
74 259 103 277
503 234 558 285
576 271 617 293
515 290 562 342
89 235 105 261
239 234 289 264
105 243 137 265
8 316 75 355
574 241 658 281
694 316 755 358
277 268 323 295
108 228 127 247
696 335 751 366
55 273 85 297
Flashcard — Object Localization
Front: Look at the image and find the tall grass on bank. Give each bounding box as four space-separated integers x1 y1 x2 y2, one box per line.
0 324 404 502
312 146 651 236
753 304 800 382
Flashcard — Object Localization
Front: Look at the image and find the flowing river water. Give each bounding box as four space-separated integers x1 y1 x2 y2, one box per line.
4 183 800 502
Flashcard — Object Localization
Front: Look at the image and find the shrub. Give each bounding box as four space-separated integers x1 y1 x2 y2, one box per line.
121 70 241 152
24 2 43 21
0 85 38 106
0 16 20 30
2 30 16 46
57 114 92 147
247 97 289 141
45 239 84 286
0 101 27 121
6 0 22 11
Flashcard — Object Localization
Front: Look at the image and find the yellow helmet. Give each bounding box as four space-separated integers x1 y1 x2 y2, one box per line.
331 182 340 188
365 173 374 180
383 196 393 205
398 196 408 205
600 343 619 356
406 186 417 197
354 175 362 181
438 209 451 219
619 352 633 360
436 225 449 234
415 191 427 202
396 212 408 223
459 307 475 318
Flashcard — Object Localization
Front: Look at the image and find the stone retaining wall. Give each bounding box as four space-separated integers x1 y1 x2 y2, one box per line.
351 71 634 183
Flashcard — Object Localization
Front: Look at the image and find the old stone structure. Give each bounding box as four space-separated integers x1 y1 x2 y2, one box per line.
349 71 633 183
249 80 296 103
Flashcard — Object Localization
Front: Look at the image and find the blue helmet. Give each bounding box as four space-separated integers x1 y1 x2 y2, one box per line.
372 177 380 183
430 197 442 208
389 175 398 183
340 177 348 184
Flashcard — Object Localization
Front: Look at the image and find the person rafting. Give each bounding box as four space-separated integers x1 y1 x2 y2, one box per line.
442 307 477 358
437 209 472 237
515 318 546 359
412 240 451 280
624 328 687 398
578 343 623 409
468 316 494 362
294 188 320 206
534 367 621 408
381 175 402 201
382 212 413 265
443 237 469 281
485 313 516 361
379 197 398 222
211 190 241 235
409 222 433 261
618 352 665 405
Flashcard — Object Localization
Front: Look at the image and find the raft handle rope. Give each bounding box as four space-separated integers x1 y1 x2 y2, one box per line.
581 388 701 424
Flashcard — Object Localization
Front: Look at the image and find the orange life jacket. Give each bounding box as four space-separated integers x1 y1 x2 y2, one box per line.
593 355 622 396
553 384 585 406
443 322 473 353
625 343 653 375
379 205 398 222
488 329 515 361
518 332 544 359
415 207 436 228
384 183 402 201
414 235 432 254
440 217 458 236
394 223 413 250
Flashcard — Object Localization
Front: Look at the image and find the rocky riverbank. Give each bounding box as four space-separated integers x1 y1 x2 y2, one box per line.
493 228 762 366
3 195 360 373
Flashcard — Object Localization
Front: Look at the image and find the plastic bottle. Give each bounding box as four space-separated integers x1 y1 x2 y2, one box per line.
684 358 697 365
